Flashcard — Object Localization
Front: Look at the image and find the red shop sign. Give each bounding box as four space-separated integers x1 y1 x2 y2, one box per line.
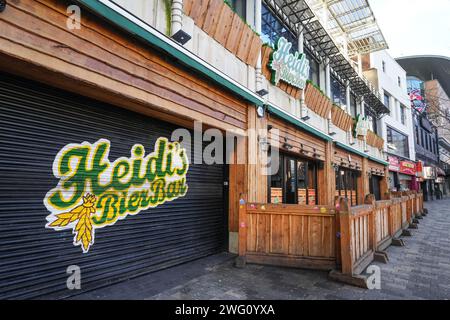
399 160 416 176
388 156 400 172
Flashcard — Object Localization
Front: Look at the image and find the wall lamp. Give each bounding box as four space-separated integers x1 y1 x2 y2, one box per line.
256 89 269 97
301 115 310 121
172 29 192 45
283 138 293 150
0 0 6 13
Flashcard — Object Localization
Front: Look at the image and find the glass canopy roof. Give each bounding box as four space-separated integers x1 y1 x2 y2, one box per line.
305 0 388 56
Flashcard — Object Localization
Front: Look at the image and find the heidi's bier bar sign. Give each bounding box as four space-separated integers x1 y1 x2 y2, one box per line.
269 37 310 90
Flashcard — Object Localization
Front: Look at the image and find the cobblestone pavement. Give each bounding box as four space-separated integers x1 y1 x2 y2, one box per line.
74 200 450 300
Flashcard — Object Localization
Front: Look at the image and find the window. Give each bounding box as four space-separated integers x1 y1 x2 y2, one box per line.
335 168 359 207
305 48 320 86
384 92 390 110
420 129 424 147
230 0 246 20
387 126 410 158
331 74 346 106
261 4 297 51
398 76 401 87
400 105 406 125
415 126 420 144
382 61 386 73
350 93 357 117
269 153 318 205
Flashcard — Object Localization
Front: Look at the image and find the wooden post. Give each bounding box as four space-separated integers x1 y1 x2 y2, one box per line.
364 194 376 252
238 201 247 257
380 166 390 200
236 199 247 268
319 141 335 206
338 197 353 275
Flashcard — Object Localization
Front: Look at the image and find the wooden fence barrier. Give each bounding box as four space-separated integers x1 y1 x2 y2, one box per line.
238 203 337 270
238 192 424 287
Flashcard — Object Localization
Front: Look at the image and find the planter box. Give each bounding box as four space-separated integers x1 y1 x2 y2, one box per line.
191 0 210 27
247 33 263 67
202 0 224 36
225 14 245 55
236 25 253 63
183 0 195 15
213 4 234 47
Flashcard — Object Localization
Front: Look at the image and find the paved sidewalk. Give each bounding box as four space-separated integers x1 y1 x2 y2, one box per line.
73 200 450 300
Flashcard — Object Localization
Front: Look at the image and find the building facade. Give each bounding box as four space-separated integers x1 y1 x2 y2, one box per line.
0 0 393 298
397 56 450 200
363 50 417 192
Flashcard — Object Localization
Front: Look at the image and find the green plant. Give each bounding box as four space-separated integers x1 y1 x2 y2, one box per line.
163 0 173 36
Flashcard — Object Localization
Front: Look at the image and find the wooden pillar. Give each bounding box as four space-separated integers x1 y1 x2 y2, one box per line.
319 140 335 205
247 107 267 203
358 158 370 205
380 165 390 199
364 194 377 252
338 197 353 275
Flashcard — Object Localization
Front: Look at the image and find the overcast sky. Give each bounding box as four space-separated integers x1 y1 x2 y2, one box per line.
369 0 450 59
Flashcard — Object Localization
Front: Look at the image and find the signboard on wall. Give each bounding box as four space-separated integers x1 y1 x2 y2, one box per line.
399 160 416 176
388 156 400 172
423 166 436 180
270 37 310 89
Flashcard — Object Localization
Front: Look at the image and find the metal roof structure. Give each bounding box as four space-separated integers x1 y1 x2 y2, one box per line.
264 0 389 118
396 55 450 99
305 0 388 57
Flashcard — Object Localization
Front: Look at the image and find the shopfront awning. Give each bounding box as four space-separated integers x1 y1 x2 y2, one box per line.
264 0 389 119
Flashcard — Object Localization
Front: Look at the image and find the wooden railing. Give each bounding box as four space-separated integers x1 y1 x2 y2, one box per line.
239 192 424 284
338 192 424 277
239 203 337 270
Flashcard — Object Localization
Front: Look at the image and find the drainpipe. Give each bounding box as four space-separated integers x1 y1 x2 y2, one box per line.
171 0 183 36
325 58 334 134
346 80 352 144
255 0 263 92
299 27 308 120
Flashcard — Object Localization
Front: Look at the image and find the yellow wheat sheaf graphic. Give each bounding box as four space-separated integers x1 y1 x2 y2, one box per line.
48 194 96 253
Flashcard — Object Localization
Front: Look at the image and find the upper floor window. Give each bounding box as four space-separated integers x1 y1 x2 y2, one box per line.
382 61 386 73
261 4 297 51
384 92 391 110
398 76 402 87
400 104 406 125
305 49 320 86
229 0 246 20
387 126 410 158
350 93 357 117
331 74 346 106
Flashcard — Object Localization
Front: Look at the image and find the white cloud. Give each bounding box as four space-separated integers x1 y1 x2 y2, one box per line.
369 0 450 58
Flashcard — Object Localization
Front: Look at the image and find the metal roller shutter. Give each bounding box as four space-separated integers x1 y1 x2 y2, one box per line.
0 72 227 299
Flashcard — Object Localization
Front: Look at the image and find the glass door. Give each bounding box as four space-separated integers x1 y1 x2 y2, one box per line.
284 156 297 204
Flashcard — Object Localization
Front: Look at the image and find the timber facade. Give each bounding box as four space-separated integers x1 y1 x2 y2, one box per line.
0 0 424 298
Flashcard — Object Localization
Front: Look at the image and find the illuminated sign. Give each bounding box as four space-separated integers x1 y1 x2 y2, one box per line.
270 37 310 89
